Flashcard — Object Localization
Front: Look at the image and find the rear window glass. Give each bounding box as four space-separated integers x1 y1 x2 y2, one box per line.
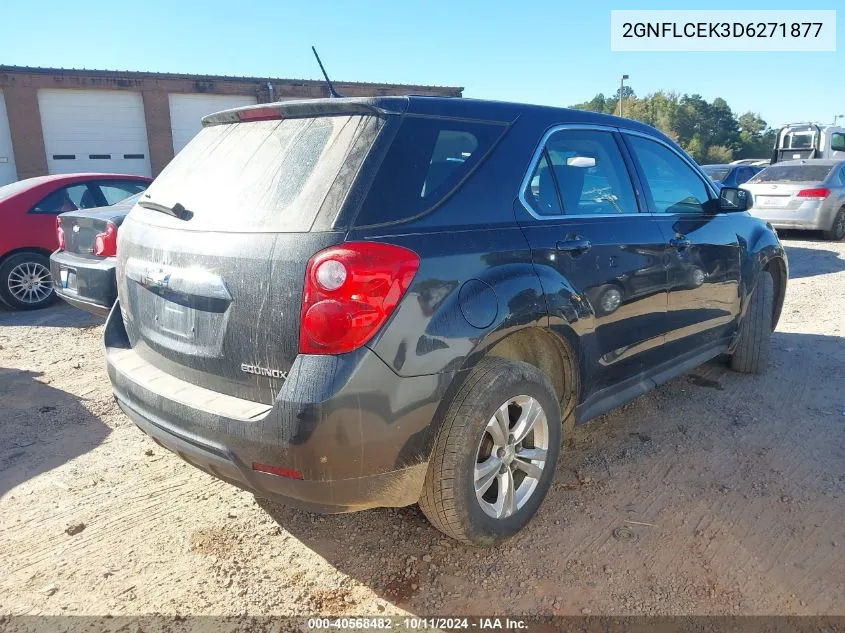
138 115 382 232
354 116 507 226
702 166 731 182
749 164 833 183
783 132 814 149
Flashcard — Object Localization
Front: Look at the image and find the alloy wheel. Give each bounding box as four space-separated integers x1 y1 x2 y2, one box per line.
7 261 53 305
474 395 549 519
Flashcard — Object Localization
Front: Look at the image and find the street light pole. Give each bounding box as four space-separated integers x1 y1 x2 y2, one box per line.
834 114 844 126
619 74 629 117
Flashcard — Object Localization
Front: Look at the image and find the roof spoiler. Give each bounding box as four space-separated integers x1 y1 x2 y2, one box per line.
202 97 407 126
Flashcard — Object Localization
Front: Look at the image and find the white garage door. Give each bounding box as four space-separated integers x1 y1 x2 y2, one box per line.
0 90 17 186
169 94 257 154
38 89 152 177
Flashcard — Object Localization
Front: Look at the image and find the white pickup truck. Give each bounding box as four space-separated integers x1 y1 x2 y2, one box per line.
772 123 845 163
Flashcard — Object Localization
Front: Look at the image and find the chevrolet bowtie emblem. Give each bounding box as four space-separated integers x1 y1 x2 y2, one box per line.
142 269 171 288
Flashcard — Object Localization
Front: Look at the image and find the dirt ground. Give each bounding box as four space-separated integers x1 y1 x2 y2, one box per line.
1 234 844 617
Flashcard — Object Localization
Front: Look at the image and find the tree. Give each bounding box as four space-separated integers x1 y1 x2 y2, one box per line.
569 87 773 163
705 145 734 164
736 112 776 159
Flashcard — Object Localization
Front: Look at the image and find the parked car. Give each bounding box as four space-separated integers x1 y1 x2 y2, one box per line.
771 123 845 164
730 158 769 166
0 174 151 310
105 97 787 545
743 159 845 240
702 163 762 188
50 193 143 316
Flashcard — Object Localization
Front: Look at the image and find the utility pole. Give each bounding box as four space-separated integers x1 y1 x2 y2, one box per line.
619 74 629 117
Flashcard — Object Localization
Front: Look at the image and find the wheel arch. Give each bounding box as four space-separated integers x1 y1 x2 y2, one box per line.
763 255 787 331
0 246 54 265
457 323 580 424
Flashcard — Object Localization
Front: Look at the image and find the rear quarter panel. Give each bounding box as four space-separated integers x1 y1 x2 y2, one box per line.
0 184 62 257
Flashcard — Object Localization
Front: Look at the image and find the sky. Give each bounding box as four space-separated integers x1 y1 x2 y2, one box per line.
1 0 842 129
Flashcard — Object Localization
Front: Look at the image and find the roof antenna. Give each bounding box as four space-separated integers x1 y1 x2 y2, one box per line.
311 46 342 98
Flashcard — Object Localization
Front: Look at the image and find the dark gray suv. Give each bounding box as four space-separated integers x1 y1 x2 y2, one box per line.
105 97 787 545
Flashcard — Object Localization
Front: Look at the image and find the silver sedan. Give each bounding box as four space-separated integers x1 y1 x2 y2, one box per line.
742 159 845 240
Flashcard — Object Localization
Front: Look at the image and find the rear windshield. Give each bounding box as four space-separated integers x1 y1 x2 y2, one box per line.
138 115 383 231
702 166 731 182
749 164 833 183
353 116 507 226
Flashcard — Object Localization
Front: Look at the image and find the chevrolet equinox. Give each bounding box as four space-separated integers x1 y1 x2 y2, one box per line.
105 97 787 545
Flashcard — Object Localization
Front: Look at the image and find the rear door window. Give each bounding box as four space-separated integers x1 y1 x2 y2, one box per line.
138 115 383 232
523 129 639 216
354 116 507 226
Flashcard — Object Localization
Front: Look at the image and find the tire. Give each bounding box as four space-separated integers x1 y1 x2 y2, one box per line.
822 207 845 241
419 357 561 545
0 252 55 310
729 271 774 374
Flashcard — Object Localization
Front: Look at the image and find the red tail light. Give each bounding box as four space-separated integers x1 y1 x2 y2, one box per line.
94 222 118 257
797 187 830 199
299 242 420 355
56 217 65 250
237 107 283 122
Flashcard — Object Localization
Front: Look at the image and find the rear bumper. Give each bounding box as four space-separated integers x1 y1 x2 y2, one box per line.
105 302 456 512
748 201 833 231
50 250 116 317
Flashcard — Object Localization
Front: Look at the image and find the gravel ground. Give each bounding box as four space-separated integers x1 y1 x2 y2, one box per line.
1 234 844 617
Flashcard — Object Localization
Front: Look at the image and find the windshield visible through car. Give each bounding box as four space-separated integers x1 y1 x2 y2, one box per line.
702 166 732 182
748 164 833 183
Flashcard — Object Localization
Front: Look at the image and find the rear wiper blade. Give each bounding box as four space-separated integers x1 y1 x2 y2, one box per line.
138 198 192 221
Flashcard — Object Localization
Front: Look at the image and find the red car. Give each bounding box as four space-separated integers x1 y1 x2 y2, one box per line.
0 173 151 310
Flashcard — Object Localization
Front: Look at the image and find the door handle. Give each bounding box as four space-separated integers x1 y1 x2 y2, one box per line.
556 238 592 254
670 236 692 250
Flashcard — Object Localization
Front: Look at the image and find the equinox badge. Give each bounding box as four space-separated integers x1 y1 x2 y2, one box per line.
241 363 287 380
142 268 171 289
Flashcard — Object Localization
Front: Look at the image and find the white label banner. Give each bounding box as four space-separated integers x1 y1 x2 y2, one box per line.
611 10 836 52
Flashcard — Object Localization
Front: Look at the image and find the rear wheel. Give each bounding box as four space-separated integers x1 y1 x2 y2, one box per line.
419 357 561 545
822 207 845 241
729 271 774 374
0 252 55 310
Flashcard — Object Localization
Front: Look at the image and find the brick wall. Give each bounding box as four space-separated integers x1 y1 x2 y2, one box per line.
0 67 463 179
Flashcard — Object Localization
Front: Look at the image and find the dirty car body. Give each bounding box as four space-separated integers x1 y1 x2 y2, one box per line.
105 96 787 537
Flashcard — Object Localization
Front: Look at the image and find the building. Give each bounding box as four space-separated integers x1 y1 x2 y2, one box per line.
0 66 463 186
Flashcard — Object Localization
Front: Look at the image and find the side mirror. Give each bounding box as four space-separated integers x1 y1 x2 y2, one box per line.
718 186 752 212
